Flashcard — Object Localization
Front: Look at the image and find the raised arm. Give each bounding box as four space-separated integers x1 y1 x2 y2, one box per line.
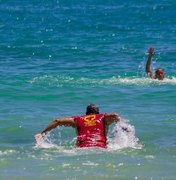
145 48 154 78
35 117 75 143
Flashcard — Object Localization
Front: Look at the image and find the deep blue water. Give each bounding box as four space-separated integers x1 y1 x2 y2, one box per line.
0 0 176 179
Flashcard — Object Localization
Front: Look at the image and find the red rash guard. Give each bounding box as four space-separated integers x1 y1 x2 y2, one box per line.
73 114 107 148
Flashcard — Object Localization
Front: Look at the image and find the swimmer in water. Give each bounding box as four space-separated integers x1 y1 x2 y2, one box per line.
35 104 121 148
145 48 165 80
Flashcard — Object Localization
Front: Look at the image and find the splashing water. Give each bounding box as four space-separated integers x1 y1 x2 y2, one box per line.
35 134 57 149
108 119 142 150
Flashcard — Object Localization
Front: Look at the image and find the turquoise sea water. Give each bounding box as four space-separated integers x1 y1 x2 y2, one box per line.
0 0 176 179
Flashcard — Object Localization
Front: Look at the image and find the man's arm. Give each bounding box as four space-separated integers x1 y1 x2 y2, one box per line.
104 113 121 125
145 48 154 78
35 117 75 143
103 113 120 136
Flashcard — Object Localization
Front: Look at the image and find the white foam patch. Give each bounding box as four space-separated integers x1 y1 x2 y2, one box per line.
0 150 16 156
106 76 176 86
108 119 142 150
30 75 176 87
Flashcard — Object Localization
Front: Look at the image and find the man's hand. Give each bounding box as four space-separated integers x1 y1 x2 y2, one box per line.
148 48 154 56
35 133 43 143
114 113 121 122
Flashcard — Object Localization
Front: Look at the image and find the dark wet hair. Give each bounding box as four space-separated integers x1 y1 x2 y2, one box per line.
155 68 164 74
86 104 99 115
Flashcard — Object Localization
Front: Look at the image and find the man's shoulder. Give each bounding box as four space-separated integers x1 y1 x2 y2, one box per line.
72 115 85 120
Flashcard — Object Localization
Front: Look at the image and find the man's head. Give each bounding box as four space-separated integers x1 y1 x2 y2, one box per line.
86 104 99 115
155 68 165 80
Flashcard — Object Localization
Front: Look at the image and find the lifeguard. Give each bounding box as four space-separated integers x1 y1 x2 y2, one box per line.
35 104 121 148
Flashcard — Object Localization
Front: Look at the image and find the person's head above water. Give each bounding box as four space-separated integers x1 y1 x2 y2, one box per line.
86 104 99 115
155 68 165 80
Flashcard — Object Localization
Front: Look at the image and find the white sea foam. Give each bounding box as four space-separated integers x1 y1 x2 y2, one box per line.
30 75 176 87
117 77 176 85
0 150 16 156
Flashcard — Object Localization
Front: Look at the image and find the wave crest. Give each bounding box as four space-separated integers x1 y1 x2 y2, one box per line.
30 75 176 87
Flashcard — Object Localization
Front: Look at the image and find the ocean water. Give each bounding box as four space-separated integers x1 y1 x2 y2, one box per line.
0 0 176 179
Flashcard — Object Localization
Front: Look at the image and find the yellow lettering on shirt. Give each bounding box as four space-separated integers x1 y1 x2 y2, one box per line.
84 115 96 126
